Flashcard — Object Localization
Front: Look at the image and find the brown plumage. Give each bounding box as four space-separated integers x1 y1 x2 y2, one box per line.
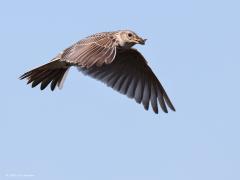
20 30 175 114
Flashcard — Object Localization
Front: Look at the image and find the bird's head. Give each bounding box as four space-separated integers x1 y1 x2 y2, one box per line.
118 30 147 48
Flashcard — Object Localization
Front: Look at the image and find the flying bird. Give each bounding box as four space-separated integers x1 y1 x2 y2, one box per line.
20 30 175 114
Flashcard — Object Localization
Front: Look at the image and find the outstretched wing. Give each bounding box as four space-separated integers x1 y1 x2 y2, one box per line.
62 32 118 68
79 48 175 114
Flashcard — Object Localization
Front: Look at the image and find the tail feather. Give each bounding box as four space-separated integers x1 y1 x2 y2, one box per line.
31 70 53 88
20 60 69 90
57 68 70 89
40 70 60 90
26 69 48 84
49 69 66 90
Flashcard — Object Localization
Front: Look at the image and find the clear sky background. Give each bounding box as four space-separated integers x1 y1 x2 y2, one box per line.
0 0 240 180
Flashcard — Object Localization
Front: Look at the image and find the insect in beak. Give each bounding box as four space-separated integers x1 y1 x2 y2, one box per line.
139 38 147 45
134 37 147 45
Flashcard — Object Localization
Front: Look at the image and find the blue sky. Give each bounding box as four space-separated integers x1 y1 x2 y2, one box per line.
1 0 240 180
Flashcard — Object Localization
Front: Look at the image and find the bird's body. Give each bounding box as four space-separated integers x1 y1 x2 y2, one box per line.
20 30 175 114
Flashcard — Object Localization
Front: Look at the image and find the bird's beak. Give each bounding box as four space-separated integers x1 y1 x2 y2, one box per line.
135 37 147 45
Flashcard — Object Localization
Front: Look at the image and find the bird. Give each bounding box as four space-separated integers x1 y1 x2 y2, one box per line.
19 30 175 114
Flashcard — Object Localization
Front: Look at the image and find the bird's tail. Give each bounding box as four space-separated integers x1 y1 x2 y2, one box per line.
19 60 70 91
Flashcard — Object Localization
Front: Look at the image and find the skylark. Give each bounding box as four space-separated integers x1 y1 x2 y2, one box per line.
20 30 175 114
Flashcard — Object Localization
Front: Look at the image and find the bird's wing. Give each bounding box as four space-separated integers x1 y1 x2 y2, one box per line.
79 48 175 114
62 32 117 68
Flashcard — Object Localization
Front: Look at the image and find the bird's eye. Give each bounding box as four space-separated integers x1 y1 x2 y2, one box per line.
128 33 133 37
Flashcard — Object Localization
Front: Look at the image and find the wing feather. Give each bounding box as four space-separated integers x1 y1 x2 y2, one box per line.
78 48 175 113
134 72 144 104
62 32 117 68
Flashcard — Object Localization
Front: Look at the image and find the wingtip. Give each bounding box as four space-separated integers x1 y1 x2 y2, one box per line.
143 102 149 111
171 106 176 112
153 109 159 114
163 108 168 113
19 73 26 80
